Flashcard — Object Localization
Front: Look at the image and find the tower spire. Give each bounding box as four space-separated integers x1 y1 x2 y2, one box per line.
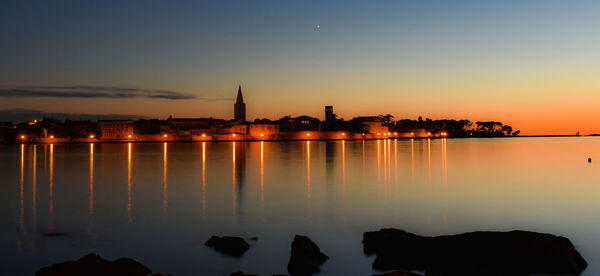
234 85 246 121
236 85 244 104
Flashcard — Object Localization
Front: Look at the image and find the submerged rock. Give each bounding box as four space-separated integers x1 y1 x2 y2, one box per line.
373 271 422 276
36 253 154 276
230 272 258 276
205 236 250 256
287 235 328 276
363 228 587 276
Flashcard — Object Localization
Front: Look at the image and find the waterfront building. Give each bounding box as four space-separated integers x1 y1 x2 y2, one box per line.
278 115 320 131
98 120 134 139
350 116 389 134
168 118 225 131
249 123 280 139
323 105 337 130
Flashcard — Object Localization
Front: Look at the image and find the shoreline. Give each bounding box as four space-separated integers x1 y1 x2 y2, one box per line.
3 134 588 145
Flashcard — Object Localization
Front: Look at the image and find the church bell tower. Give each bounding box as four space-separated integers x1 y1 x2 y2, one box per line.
234 85 246 121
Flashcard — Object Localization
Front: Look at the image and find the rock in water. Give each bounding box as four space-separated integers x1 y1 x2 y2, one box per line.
36 253 153 276
205 236 250 256
373 271 422 276
230 272 258 276
287 235 328 276
363 228 588 276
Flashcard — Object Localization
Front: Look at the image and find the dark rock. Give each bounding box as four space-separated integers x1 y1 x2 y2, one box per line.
230 272 258 276
36 253 153 276
373 271 422 276
363 228 588 276
287 235 328 276
249 237 259 241
44 231 68 237
205 236 250 256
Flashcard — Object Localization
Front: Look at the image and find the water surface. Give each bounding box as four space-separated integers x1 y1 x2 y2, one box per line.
1 137 599 275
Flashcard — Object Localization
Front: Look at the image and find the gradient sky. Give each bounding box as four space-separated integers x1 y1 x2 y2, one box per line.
1 0 599 135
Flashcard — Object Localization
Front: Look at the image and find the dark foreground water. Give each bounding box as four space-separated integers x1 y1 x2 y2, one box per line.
1 137 599 275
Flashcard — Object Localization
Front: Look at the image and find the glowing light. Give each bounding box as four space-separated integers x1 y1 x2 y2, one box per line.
202 134 206 137
232 134 236 137
377 133 381 135
49 135 54 139
260 133 264 137
341 133 345 136
410 132 414 136
163 134 168 138
383 133 387 136
394 132 398 136
427 132 431 136
127 135 132 138
306 133 311 137
89 135 95 139
20 135 25 139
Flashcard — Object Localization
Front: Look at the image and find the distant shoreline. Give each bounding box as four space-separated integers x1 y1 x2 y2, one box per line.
4 134 592 145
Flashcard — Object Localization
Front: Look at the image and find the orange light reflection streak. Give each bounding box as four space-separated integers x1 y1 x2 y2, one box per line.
411 139 414 185
49 144 54 232
260 141 264 205
89 144 94 222
202 142 206 215
32 145 37 230
342 140 346 201
427 139 431 185
163 143 168 212
127 143 132 223
19 144 24 233
232 142 236 215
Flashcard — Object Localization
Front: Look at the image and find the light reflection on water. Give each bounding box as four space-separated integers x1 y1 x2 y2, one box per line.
1 137 600 275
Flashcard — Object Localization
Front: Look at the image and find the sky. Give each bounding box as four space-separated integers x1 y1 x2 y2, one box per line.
1 0 599 135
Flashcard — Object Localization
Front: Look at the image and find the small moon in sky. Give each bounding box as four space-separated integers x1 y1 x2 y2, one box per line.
315 24 320 30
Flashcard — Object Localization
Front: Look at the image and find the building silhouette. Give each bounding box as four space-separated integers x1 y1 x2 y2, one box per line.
324 105 336 130
234 85 246 122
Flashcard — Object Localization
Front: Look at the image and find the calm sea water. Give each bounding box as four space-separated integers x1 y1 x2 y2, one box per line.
1 137 599 275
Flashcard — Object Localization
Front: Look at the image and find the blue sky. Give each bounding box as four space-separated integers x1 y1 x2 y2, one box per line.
1 0 599 134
